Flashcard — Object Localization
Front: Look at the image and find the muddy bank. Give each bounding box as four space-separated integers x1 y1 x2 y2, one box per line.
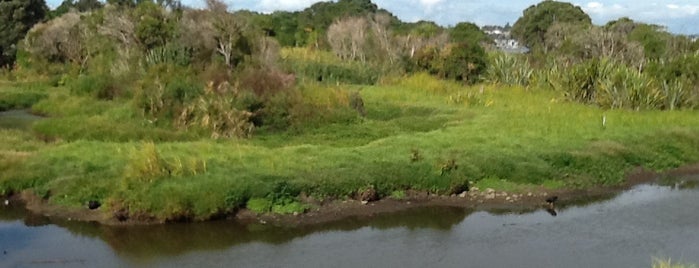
4 164 697 227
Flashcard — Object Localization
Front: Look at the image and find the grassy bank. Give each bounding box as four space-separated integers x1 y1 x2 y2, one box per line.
2 74 699 222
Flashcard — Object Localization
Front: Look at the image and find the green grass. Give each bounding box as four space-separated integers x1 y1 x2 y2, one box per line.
1 74 699 221
0 83 48 111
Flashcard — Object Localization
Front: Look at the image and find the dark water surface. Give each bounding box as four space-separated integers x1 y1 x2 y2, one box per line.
1 180 699 268
0 110 42 130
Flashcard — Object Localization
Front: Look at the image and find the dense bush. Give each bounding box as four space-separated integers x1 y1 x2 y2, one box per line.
485 53 533 87
175 81 254 139
134 64 202 120
408 42 487 84
545 58 698 110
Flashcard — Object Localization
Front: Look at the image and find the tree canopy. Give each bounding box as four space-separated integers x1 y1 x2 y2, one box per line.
0 0 48 67
511 0 591 51
449 22 489 44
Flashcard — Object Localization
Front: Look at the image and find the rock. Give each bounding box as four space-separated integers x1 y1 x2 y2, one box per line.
505 196 512 201
114 209 129 222
358 187 379 202
527 192 533 197
458 192 467 198
3 200 8 206
485 193 496 200
361 201 369 205
485 188 495 194
471 187 480 192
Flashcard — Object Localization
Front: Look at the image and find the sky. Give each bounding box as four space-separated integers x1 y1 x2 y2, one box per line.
46 0 699 34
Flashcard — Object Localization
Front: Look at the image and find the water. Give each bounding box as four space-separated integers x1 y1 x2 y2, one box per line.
0 110 42 130
1 181 698 268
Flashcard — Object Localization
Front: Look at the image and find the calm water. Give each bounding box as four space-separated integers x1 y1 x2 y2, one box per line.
0 110 42 130
1 181 698 268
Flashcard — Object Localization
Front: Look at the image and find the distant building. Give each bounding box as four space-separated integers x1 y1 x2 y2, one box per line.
482 24 529 54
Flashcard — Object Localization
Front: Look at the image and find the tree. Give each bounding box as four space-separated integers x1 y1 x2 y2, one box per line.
327 16 368 62
511 0 591 51
134 1 175 50
0 0 48 67
206 0 249 69
24 11 85 64
449 22 489 44
544 22 644 67
440 42 487 84
628 23 670 60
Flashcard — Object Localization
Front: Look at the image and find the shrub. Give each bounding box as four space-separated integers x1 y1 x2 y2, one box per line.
143 44 192 68
69 73 124 100
544 58 686 110
134 64 202 119
439 42 487 84
175 82 254 139
238 67 295 98
485 53 533 87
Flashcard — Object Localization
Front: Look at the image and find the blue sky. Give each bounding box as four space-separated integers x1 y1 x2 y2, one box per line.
46 0 699 34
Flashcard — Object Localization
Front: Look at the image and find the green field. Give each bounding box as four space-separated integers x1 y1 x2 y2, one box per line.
2 74 699 221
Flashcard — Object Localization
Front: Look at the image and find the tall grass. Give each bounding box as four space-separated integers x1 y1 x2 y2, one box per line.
280 47 380 85
653 258 697 268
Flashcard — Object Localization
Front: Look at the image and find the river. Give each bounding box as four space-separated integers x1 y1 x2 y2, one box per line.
1 181 698 267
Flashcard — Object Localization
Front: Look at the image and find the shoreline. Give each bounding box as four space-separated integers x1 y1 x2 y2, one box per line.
6 163 698 227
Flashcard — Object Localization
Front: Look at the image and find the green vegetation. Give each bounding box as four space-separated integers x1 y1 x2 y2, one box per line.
3 74 699 221
653 259 697 268
511 1 591 51
0 0 698 222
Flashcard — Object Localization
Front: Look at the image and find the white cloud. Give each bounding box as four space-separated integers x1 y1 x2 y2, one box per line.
587 1 603 9
257 0 328 13
418 0 445 13
420 0 444 7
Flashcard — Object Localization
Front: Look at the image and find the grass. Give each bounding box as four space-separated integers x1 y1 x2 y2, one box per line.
1 74 699 221
653 258 697 268
0 83 48 111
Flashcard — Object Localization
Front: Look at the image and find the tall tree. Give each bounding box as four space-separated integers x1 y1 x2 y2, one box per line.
0 0 48 67
449 22 489 44
511 0 591 51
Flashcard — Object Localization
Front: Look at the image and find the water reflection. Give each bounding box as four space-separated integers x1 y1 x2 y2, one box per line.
0 205 472 260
